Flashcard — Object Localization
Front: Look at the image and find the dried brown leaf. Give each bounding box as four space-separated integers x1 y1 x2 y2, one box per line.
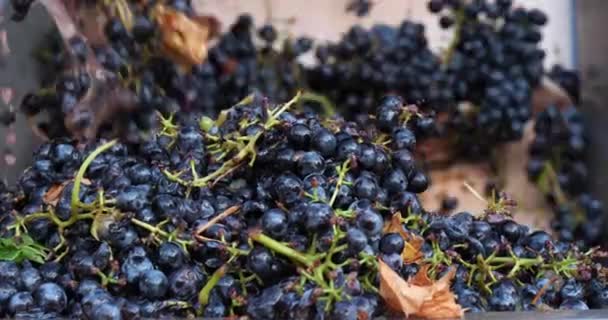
385 213 424 263
379 259 429 317
410 264 432 286
379 260 464 319
155 5 214 68
415 267 463 319
192 15 221 39
43 182 68 206
43 177 91 206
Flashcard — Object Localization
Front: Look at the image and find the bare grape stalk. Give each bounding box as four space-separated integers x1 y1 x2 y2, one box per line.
36 0 138 141
32 0 218 141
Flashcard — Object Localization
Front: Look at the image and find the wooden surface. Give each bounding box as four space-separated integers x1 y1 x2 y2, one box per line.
419 123 552 231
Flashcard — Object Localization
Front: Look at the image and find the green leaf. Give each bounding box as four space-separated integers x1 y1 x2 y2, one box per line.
0 235 48 264
20 234 35 245
20 246 47 264
0 249 20 261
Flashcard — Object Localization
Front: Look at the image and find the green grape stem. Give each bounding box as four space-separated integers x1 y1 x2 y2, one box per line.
425 240 452 278
198 264 228 307
166 93 302 188
71 140 118 215
536 162 586 224
251 226 354 311
95 269 124 288
250 231 315 267
329 159 351 207
442 8 465 65
462 248 578 292
130 218 192 250
300 91 336 117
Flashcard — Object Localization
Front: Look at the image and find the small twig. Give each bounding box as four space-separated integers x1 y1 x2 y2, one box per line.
210 162 245 187
532 275 559 305
463 181 488 204
194 205 240 238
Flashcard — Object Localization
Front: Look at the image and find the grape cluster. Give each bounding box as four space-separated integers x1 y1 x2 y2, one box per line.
443 212 607 312
307 22 451 121
4 3 607 317
527 105 604 246
435 0 547 156
0 94 606 318
11 0 555 149
0 181 13 216
192 16 312 111
0 94 426 318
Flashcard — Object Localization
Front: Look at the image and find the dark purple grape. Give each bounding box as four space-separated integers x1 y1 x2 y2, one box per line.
35 283 67 313
305 203 333 232
168 266 205 301
139 270 168 299
379 233 404 254
488 280 520 311
261 209 288 238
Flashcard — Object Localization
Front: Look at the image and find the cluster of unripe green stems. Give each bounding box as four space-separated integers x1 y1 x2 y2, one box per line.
160 92 302 191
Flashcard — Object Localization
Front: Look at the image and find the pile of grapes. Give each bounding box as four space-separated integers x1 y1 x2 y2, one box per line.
1 0 607 318
9 0 547 142
528 104 603 245
13 0 314 141
0 94 606 319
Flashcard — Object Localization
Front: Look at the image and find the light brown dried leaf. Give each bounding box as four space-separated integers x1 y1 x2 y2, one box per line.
154 5 215 68
43 183 68 206
415 267 463 319
379 259 428 317
43 177 91 206
410 264 432 286
379 260 464 319
385 213 424 263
